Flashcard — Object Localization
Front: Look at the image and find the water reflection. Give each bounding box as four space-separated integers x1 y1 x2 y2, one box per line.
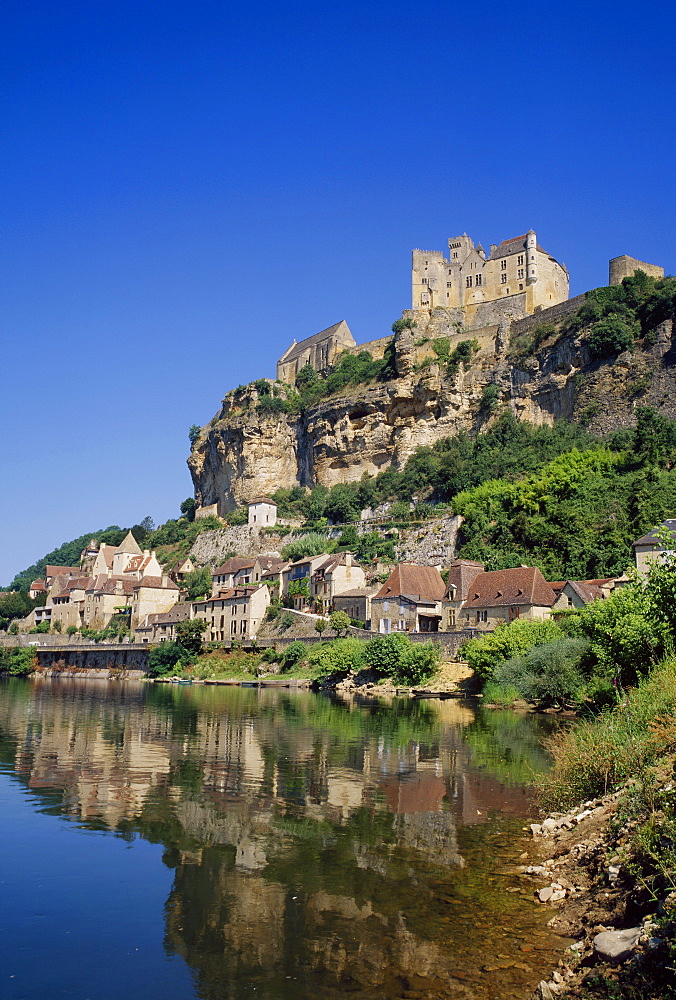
0 678 565 1000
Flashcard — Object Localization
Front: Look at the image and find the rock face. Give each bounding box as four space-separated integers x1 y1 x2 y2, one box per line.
188 317 676 513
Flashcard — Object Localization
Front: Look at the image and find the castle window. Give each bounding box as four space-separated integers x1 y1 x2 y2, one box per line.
476 274 482 286
517 255 524 265
517 268 524 279
501 274 507 284
421 277 428 284
446 281 452 287
448 269 452 275
519 283 524 290
453 253 458 259
501 260 507 270
466 276 472 287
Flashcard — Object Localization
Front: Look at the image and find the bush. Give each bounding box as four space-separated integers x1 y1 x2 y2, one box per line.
280 641 307 670
0 647 37 675
494 637 589 707
362 633 440 685
459 618 565 681
307 638 365 678
480 383 502 413
394 641 441 685
588 316 636 358
147 641 184 677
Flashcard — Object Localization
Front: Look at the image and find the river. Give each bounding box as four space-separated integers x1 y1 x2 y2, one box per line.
0 677 568 999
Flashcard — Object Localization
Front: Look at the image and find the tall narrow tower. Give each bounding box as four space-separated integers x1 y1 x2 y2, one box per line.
526 230 538 286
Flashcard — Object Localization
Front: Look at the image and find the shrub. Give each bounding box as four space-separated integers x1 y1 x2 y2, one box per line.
307 638 365 678
394 641 441 685
494 637 589 707
588 316 636 358
280 641 307 670
363 633 410 676
147 641 184 677
459 618 565 681
480 383 502 413
0 647 37 675
392 317 417 334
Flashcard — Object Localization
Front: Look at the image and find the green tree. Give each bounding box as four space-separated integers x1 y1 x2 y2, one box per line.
147 641 184 677
175 618 208 656
188 425 201 446
184 566 212 600
180 498 198 522
315 618 328 636
329 610 352 636
280 641 307 670
66 624 78 636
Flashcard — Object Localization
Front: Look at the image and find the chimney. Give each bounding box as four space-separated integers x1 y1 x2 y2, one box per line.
345 553 352 567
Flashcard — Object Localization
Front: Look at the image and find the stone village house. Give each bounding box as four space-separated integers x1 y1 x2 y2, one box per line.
371 564 447 634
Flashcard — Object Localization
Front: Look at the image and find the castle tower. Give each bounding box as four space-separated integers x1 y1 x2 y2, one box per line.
526 230 537 286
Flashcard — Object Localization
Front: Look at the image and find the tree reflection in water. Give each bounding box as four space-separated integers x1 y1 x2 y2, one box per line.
0 677 566 1000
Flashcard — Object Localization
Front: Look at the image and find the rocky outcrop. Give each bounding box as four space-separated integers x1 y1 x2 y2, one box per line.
188 316 676 512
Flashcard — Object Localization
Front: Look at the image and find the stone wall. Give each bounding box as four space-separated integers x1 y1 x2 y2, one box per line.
609 256 664 285
35 644 149 674
189 524 283 567
509 292 587 340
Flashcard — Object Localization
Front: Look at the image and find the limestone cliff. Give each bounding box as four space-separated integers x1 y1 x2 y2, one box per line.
188 310 676 512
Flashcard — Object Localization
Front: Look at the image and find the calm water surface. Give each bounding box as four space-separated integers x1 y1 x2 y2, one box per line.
0 678 567 999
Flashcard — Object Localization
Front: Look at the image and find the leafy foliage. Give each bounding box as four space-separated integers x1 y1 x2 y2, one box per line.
183 567 212 600
0 647 37 675
460 618 565 681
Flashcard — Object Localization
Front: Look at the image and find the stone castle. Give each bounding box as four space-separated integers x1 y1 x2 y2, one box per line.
412 230 569 315
275 231 665 386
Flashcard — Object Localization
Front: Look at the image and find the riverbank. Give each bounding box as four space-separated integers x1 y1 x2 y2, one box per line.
522 657 676 999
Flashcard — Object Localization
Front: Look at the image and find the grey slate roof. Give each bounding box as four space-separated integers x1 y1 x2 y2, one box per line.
278 321 354 365
633 520 676 547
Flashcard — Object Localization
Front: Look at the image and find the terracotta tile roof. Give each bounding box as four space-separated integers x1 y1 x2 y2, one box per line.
30 579 46 590
375 564 446 602
249 497 277 506
45 565 81 579
462 567 557 609
212 557 256 575
134 576 179 591
633 519 676 547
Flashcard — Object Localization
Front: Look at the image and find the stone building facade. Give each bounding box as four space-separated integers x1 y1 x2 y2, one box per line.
277 321 356 384
411 230 569 325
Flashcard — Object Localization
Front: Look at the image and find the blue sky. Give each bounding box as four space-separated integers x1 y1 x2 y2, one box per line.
1 0 674 584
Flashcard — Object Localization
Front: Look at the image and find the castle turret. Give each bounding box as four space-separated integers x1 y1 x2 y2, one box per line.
526 229 537 285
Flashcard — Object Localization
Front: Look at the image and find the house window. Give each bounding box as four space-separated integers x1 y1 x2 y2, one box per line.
231 621 236 633
517 255 524 265
476 610 487 623
448 610 456 627
466 276 472 287
501 260 507 270
517 268 524 279
476 274 482 286
501 274 507 284
383 601 389 611
399 619 406 631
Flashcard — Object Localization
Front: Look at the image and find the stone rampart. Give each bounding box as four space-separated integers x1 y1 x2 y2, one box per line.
509 292 587 339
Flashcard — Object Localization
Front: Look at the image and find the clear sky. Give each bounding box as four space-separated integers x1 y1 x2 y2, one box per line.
1 0 674 584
